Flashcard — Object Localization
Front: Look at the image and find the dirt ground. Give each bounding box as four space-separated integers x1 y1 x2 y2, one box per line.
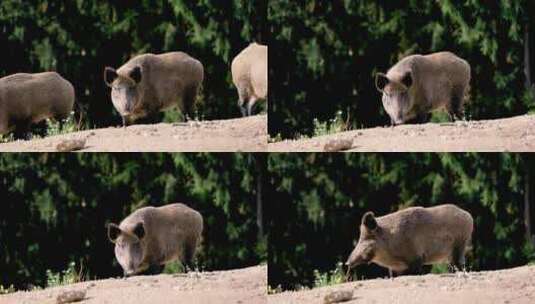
0 115 267 152
268 114 535 152
0 265 266 304
268 265 535 304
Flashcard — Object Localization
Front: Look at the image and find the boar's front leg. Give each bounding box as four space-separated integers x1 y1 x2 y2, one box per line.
142 264 165 276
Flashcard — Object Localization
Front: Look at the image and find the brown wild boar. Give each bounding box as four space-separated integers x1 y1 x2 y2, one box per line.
375 52 471 125
104 52 204 127
231 43 268 116
346 204 473 277
0 72 75 139
107 203 203 276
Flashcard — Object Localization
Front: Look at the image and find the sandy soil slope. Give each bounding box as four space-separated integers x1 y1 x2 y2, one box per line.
0 115 267 152
268 265 535 304
268 114 535 152
0 265 266 304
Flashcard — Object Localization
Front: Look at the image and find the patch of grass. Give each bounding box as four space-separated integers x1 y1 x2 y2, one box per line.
268 133 283 143
268 285 283 294
0 284 15 295
430 112 451 123
523 87 535 114
523 240 535 264
163 260 186 274
163 260 204 274
0 133 14 143
312 262 346 288
313 110 349 137
46 261 84 288
0 111 79 143
430 263 449 274
46 111 78 136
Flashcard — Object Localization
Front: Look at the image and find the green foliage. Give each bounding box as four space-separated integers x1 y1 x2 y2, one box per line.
269 1 531 138
313 111 348 137
313 262 346 288
46 262 82 288
267 285 283 295
0 284 15 295
46 111 78 137
163 261 186 274
522 241 535 264
430 264 449 274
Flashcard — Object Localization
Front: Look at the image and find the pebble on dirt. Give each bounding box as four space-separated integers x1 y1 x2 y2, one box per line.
56 138 86 152
323 289 353 304
323 139 353 152
56 289 86 304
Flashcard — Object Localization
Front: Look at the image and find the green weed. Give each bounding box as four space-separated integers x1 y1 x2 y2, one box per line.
312 262 346 288
46 261 84 288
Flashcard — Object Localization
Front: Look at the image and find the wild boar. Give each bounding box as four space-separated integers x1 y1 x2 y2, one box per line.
375 52 471 125
104 52 204 127
107 203 203 276
346 204 473 277
0 72 75 139
231 43 268 116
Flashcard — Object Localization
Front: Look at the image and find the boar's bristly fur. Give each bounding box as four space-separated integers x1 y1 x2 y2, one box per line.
107 203 203 277
375 52 471 125
231 43 268 116
0 72 75 139
346 204 473 276
104 52 204 127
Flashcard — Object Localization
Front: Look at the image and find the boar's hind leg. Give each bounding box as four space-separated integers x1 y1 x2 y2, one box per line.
182 85 199 121
237 86 250 117
405 257 424 275
182 243 197 273
247 96 259 116
448 88 465 122
450 243 466 272
12 119 33 140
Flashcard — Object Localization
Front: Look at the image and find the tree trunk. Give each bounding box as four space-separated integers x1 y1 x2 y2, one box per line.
253 1 268 44
525 155 535 246
253 153 266 238
525 23 532 89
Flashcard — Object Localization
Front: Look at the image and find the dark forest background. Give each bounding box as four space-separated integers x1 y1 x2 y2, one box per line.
0 153 266 289
268 153 535 290
269 1 535 138
0 1 267 128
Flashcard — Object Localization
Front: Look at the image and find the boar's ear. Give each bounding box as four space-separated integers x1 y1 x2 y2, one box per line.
401 72 412 89
375 73 389 93
107 223 121 243
133 222 145 240
104 67 118 87
129 66 142 84
361 211 378 231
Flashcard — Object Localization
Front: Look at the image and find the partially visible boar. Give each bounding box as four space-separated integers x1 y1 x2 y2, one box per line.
104 52 204 127
231 43 268 116
0 72 75 139
346 204 473 276
375 52 470 125
107 203 203 276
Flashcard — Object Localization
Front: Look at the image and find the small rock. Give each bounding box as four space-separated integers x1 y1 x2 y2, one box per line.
56 138 86 152
56 289 86 303
323 290 353 304
324 139 353 152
